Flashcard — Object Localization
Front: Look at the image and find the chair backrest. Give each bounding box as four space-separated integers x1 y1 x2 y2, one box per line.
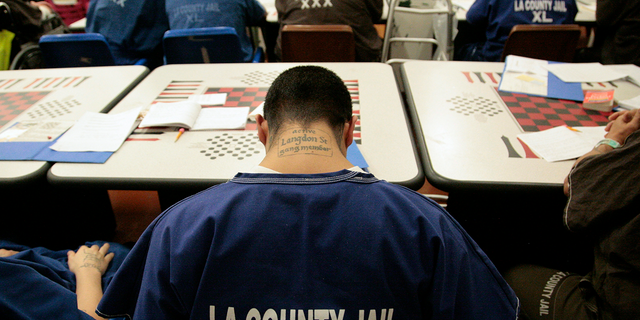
163 27 244 64
39 33 115 68
500 24 582 63
280 25 356 62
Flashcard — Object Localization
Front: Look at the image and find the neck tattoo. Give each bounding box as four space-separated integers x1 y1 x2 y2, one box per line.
277 128 333 158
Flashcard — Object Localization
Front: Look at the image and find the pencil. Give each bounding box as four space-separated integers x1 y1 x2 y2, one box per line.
175 128 185 142
565 125 581 133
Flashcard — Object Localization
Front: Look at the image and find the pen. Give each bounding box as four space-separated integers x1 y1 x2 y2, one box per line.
175 128 185 142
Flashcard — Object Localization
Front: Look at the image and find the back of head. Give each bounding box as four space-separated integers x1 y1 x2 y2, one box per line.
264 66 352 139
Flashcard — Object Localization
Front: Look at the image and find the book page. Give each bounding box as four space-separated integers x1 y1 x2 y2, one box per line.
139 101 202 128
191 107 250 130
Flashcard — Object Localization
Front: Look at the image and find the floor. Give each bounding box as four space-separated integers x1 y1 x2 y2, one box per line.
108 179 448 244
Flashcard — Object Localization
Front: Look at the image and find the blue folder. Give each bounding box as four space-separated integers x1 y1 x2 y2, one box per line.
0 140 112 163
347 141 368 169
499 59 584 101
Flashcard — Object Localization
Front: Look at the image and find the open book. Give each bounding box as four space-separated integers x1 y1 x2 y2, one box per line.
139 101 250 130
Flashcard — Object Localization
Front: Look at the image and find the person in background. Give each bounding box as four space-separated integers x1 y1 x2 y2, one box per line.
85 0 169 68
275 0 383 62
0 241 130 320
96 65 519 320
165 0 266 63
43 0 90 26
505 109 640 320
457 0 578 61
592 0 640 66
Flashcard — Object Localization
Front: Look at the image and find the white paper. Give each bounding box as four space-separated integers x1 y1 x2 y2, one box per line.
618 94 640 110
500 56 548 96
192 107 250 130
517 126 607 162
188 93 227 106
50 108 141 152
606 64 640 87
248 102 264 121
546 63 628 83
0 121 74 142
504 55 548 76
139 101 201 128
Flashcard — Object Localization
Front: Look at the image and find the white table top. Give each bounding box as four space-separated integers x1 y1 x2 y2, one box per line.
401 60 639 192
0 66 149 185
49 63 423 190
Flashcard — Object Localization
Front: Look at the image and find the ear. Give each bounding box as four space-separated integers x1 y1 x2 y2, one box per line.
342 115 357 152
256 114 269 146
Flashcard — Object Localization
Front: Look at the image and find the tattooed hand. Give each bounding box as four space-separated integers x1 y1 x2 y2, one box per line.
68 243 114 276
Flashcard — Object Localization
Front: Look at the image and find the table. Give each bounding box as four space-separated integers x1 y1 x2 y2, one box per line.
0 66 149 248
68 17 86 32
401 60 638 192
49 63 424 201
0 66 149 186
401 60 639 271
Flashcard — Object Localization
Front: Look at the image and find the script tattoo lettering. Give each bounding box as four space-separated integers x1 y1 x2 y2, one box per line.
278 128 333 157
80 249 102 271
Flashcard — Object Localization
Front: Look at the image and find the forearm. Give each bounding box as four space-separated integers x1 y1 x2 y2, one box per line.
75 270 107 320
564 109 640 195
563 142 616 194
68 244 114 320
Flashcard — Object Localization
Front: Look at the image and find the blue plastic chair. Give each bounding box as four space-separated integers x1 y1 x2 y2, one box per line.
39 33 116 68
162 27 262 64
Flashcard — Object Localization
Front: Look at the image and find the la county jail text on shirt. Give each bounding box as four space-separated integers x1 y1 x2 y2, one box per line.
209 306 395 320
514 0 571 22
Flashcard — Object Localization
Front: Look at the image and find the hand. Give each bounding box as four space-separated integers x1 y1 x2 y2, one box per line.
604 109 640 145
68 243 114 276
0 249 20 257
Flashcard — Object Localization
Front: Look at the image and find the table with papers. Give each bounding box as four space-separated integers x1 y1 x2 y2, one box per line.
400 60 640 271
0 66 149 186
400 60 640 192
0 66 149 248
49 63 424 198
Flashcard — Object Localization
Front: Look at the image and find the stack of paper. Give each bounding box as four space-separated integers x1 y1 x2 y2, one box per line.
499 55 584 101
545 63 627 83
0 107 140 163
517 126 607 162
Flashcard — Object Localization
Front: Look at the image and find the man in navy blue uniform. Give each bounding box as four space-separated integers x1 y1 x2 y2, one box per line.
97 65 519 320
458 0 578 61
165 0 266 63
85 0 169 68
0 241 129 320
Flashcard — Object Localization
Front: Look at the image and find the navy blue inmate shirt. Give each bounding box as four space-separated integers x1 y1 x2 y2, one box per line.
98 170 519 320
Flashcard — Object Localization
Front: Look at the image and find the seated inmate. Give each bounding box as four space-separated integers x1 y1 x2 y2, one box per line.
0 241 129 320
505 109 640 320
96 66 519 320
459 0 578 61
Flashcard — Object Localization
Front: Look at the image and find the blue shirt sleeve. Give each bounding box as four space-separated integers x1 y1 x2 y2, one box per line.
466 0 491 27
245 0 267 25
